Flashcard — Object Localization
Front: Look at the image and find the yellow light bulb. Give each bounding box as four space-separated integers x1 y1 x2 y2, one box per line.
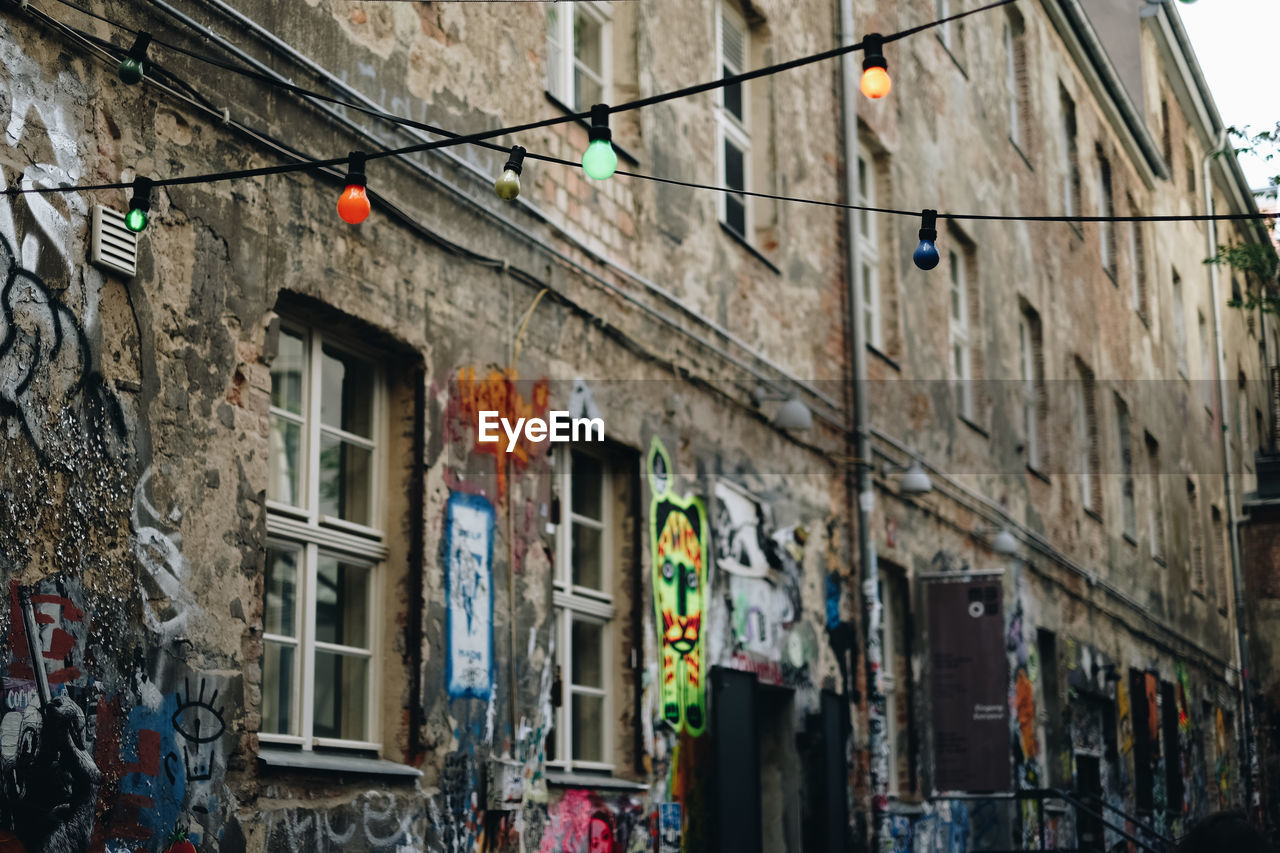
861 66 892 99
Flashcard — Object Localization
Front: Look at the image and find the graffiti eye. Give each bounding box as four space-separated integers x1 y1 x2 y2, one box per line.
662 561 675 581
685 570 698 591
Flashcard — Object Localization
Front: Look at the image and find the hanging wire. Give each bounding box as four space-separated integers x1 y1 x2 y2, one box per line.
10 0 1277 228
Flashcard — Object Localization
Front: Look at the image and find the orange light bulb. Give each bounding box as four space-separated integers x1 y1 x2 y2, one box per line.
861 66 892 99
337 184 371 224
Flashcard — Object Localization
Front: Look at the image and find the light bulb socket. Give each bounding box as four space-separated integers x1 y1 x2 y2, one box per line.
588 104 612 143
503 145 526 176
127 32 152 64
129 176 153 214
344 151 367 188
862 33 887 73
918 208 938 243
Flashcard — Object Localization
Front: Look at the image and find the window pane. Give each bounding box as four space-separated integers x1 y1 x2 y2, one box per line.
571 619 604 688
547 9 565 99
725 195 746 237
268 415 302 506
319 434 373 525
573 11 603 77
574 68 603 112
321 346 374 438
315 556 371 648
265 546 299 637
724 140 745 192
262 641 296 735
571 693 604 762
723 76 743 123
571 451 603 520
571 523 603 590
313 651 369 741
271 329 305 415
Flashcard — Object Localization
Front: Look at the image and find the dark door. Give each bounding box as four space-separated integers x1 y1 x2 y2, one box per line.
713 667 761 853
1076 754 1104 852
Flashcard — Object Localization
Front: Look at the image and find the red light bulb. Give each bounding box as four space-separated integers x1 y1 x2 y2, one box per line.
861 66 892 99
337 184 370 224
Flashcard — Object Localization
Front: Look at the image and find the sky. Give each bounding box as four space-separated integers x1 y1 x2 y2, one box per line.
1176 0 1280 193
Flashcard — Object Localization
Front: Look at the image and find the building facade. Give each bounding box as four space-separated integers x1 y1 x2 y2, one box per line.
0 1 1272 852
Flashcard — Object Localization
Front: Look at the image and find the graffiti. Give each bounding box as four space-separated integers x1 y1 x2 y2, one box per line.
6 581 87 692
131 466 197 642
647 438 708 737
1005 573 1041 848
713 481 771 578
889 800 970 853
1215 707 1229 809
452 366 550 499
536 789 648 853
444 491 495 700
658 802 680 853
170 678 225 783
264 790 423 851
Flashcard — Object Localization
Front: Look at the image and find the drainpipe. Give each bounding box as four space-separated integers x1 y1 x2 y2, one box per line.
837 1 888 851
1203 130 1257 814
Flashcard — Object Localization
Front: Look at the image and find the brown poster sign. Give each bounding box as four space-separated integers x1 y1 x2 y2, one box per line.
927 576 1012 794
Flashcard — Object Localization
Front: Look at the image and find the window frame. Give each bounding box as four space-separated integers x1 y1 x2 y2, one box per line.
716 0 752 239
1116 394 1136 539
263 320 388 753
546 1 613 112
1019 312 1042 470
1060 89 1081 222
858 155 882 351
1098 151 1117 282
949 249 973 419
549 446 617 773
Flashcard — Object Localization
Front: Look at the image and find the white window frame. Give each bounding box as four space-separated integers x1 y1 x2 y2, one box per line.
546 1 613 112
716 1 752 238
1019 315 1040 470
949 250 973 418
1004 22 1020 147
549 447 616 773
263 322 387 752
858 155 882 350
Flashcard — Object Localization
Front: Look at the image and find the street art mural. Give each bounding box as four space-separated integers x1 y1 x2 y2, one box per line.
647 438 708 736
444 491 496 700
263 790 424 851
532 789 650 853
1005 572 1043 849
452 367 550 500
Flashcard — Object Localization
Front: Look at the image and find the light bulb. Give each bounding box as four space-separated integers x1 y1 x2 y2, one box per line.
860 34 891 100
124 207 148 233
495 145 526 200
582 104 618 181
118 58 144 85
126 176 153 234
337 151 371 224
860 66 892 99
118 33 151 86
913 209 940 271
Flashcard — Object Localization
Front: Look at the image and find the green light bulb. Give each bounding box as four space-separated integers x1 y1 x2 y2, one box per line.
118 58 144 85
495 169 521 200
581 139 618 181
125 207 148 233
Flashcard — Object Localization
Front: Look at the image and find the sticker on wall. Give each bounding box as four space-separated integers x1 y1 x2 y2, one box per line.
444 491 495 700
648 437 708 737
659 802 682 853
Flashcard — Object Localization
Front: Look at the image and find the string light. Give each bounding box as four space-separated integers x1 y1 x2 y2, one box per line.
336 151 370 224
913 209 940 270
860 34 891 99
125 176 152 233
581 105 618 182
117 32 151 85
495 145 526 201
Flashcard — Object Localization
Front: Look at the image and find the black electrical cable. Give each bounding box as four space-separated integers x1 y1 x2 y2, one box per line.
12 0 1277 227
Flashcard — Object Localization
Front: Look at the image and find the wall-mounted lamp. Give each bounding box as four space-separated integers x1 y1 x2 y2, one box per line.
881 459 933 495
973 525 1019 556
752 385 814 431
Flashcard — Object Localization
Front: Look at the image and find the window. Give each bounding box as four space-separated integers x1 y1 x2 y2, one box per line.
1004 13 1028 149
548 447 629 771
1188 479 1206 594
949 248 973 419
1128 196 1148 317
1146 433 1166 561
880 568 912 797
1239 378 1251 461
1076 360 1101 513
264 322 386 750
1020 308 1046 471
1160 99 1173 166
547 3 611 112
717 1 751 238
1184 143 1196 193
1211 505 1227 611
1116 394 1135 538
1098 150 1117 281
1198 312 1215 412
1172 268 1188 377
858 155 882 350
1060 88 1081 220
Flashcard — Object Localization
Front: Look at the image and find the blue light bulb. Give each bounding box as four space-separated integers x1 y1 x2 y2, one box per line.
914 240 940 270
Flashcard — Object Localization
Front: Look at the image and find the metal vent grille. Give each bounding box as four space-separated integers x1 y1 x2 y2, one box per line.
90 205 138 278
